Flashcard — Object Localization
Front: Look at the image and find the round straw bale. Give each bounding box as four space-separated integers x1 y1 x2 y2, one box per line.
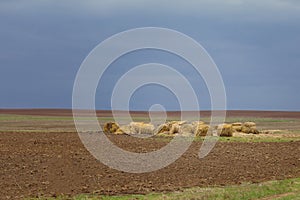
217 123 233 137
129 122 155 135
169 123 180 134
243 122 256 127
179 124 194 136
194 124 209 137
241 122 259 134
192 121 205 126
232 122 242 132
116 125 131 135
103 122 120 134
155 123 170 135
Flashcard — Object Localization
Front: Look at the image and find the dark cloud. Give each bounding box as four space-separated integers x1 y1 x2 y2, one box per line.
0 1 299 110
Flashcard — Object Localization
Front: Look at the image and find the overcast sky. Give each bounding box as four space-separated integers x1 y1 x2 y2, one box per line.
1 0 300 111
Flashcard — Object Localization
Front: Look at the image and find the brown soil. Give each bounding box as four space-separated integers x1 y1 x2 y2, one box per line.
1 109 300 199
1 132 300 199
1 109 300 119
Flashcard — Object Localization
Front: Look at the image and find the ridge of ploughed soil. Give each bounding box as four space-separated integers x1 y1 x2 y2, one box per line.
1 132 300 199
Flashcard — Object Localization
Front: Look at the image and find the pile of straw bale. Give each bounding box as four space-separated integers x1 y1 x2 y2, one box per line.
103 120 259 137
241 122 259 134
217 124 233 137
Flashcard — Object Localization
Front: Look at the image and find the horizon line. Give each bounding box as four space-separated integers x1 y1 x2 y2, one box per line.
1 108 300 112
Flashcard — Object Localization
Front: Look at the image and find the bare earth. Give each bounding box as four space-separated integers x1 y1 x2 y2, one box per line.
0 109 300 199
1 109 300 119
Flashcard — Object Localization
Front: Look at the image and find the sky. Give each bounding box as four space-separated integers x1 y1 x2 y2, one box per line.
0 0 300 111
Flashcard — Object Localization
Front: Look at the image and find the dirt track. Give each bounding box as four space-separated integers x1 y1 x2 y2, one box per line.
1 132 300 199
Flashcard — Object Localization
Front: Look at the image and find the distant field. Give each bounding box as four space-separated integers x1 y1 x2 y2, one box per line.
1 109 300 142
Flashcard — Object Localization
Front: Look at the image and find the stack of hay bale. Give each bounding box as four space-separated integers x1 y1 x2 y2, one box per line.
155 121 186 135
155 123 170 135
192 121 209 136
241 122 259 134
116 125 131 135
231 122 242 132
103 121 155 135
103 122 120 134
129 122 155 135
179 124 194 136
155 121 210 137
216 123 233 137
103 120 259 137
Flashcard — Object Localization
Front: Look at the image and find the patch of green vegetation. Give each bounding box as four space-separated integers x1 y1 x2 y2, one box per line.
224 117 296 123
0 114 153 122
1 114 300 142
0 114 297 125
0 114 75 121
154 135 300 143
217 136 300 143
278 192 300 200
26 177 300 200
287 130 300 134
100 116 151 122
0 130 76 133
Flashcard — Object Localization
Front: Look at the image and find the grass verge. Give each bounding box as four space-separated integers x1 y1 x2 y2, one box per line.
26 177 300 200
